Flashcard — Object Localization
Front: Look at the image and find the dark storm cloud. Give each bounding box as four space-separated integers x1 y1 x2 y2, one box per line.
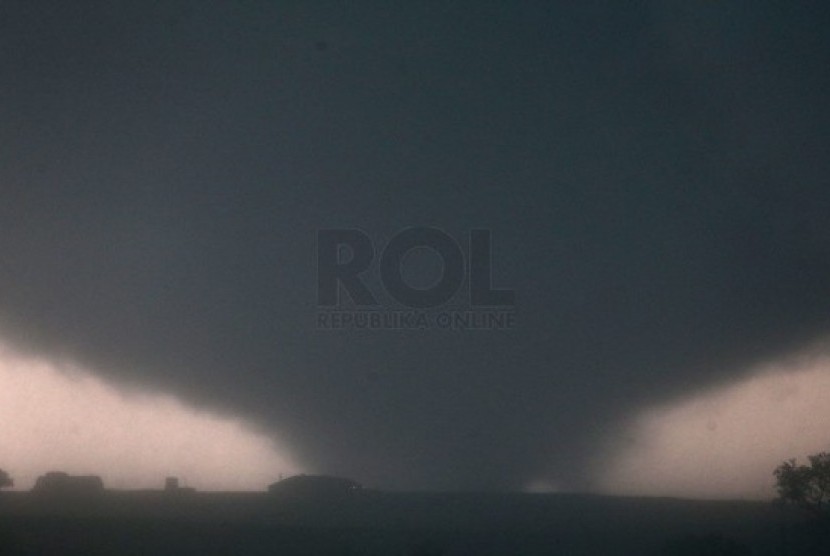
1 1 829 490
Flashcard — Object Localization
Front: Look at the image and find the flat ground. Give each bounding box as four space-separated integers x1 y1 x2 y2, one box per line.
0 491 815 555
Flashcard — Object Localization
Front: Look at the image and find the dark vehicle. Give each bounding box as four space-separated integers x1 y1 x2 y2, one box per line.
32 472 104 497
268 474 361 500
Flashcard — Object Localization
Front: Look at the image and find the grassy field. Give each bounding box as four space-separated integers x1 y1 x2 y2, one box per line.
0 490 820 555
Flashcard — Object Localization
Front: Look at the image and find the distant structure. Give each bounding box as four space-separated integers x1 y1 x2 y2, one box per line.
164 476 195 495
32 472 104 496
268 474 362 499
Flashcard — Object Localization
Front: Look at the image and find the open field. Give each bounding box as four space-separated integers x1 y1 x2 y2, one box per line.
0 490 819 555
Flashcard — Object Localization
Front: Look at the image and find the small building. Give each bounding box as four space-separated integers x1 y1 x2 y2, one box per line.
164 476 195 495
32 472 104 496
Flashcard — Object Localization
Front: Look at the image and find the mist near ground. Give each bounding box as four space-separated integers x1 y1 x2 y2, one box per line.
597 339 830 499
0 341 300 491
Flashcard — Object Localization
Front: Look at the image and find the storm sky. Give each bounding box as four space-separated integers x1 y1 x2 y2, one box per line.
1 1 830 495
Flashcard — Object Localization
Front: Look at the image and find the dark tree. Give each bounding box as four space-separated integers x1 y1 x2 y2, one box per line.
0 469 11 489
774 452 830 517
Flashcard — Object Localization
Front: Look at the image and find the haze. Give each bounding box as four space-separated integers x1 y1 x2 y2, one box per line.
0 341 300 490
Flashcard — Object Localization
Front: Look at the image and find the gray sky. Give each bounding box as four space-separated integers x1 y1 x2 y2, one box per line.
1 1 830 493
